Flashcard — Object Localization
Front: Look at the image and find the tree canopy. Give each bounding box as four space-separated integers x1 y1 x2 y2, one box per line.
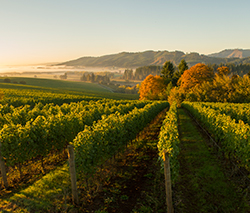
161 61 175 80
217 66 230 76
139 75 166 100
179 63 214 91
178 59 189 75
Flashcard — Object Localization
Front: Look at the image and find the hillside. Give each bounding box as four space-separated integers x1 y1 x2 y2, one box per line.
58 49 250 68
208 49 250 58
58 50 185 67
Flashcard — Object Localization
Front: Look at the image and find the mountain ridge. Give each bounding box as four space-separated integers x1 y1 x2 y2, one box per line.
58 49 250 68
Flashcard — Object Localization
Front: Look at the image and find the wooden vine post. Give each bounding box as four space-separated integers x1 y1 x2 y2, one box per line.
163 150 174 213
67 145 79 205
0 142 8 188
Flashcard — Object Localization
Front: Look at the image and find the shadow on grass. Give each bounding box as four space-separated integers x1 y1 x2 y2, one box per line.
0 164 73 213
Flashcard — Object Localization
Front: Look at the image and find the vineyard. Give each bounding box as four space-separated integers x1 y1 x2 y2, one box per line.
0 79 250 212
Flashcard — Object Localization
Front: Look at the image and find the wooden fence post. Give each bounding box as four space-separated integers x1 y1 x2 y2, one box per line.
0 142 8 189
67 145 79 205
163 150 174 213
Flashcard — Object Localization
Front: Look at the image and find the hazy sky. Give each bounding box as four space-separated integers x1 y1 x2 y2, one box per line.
1 0 250 66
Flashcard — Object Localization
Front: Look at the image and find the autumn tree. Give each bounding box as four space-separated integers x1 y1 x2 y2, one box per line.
139 75 166 100
168 87 185 107
179 63 214 91
217 66 230 76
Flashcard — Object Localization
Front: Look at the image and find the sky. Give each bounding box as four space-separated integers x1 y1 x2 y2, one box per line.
1 0 250 66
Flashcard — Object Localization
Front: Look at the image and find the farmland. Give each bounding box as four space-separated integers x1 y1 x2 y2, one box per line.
0 77 250 212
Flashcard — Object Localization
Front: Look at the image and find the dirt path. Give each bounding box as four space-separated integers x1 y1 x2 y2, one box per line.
174 108 248 212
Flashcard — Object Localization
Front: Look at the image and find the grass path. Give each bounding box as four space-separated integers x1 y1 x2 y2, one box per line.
0 164 73 213
174 108 248 212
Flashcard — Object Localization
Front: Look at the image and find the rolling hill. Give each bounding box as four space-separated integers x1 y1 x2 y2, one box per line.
58 49 250 68
208 49 250 58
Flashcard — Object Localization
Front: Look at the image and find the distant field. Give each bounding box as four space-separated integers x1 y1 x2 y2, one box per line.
0 77 139 100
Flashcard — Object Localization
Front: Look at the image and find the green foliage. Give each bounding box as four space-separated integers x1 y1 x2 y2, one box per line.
3 78 11 83
0 100 149 167
182 102 250 171
6 164 72 212
195 102 250 126
167 87 185 107
73 101 169 177
161 61 175 81
157 102 180 183
178 59 189 74
19 80 26 84
0 77 139 107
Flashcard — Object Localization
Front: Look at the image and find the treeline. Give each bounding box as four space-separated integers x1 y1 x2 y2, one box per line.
123 63 250 82
138 60 250 104
80 72 111 84
123 65 162 80
2 78 26 85
168 63 250 105
209 63 250 76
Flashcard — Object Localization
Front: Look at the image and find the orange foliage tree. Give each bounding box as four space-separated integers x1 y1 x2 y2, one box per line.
179 63 214 91
139 75 166 100
217 66 230 76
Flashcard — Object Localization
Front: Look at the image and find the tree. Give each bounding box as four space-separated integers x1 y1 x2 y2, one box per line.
217 66 230 76
19 80 26 84
178 59 189 75
161 61 175 84
139 75 166 100
80 74 87 81
172 59 189 86
123 69 134 80
3 78 11 83
167 87 185 107
90 73 95 83
179 63 214 91
59 73 67 80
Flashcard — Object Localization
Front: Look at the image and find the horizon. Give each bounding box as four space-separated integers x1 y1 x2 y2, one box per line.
1 1 250 66
1 48 249 67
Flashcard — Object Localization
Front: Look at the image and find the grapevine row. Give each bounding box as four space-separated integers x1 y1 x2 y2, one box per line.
0 99 149 129
195 102 250 125
182 101 250 171
0 100 149 167
157 102 180 183
0 88 99 107
72 101 169 177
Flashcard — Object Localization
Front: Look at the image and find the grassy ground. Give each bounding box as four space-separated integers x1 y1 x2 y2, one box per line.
0 151 71 213
0 77 139 100
0 77 107 92
174 108 249 212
